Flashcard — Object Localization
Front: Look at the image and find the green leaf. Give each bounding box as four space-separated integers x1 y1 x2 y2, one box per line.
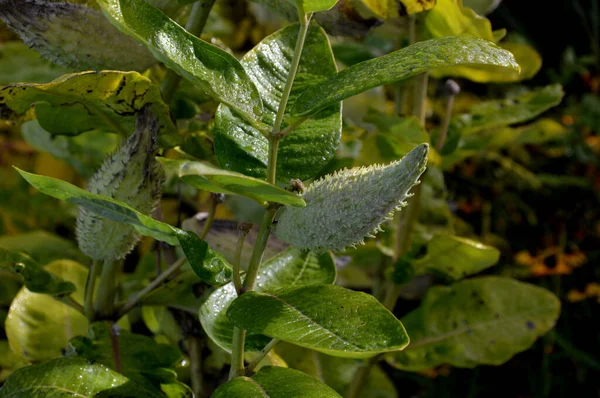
413 235 500 280
214 22 341 182
0 230 87 264
15 168 232 286
430 41 542 83
0 0 157 71
97 0 262 122
298 0 338 13
212 366 341 398
21 120 119 178
277 343 397 397
173 229 233 285
0 71 179 147
200 247 336 352
15 168 178 246
0 249 76 296
160 158 306 207
227 284 409 358
0 42 68 85
5 260 88 362
386 276 561 370
0 357 163 398
274 144 428 251
452 84 565 135
291 36 519 118
68 322 189 396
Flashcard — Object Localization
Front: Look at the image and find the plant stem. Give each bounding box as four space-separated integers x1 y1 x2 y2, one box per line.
233 223 251 296
161 0 217 103
345 359 373 398
56 295 85 315
199 194 218 240
109 322 122 373
94 260 122 319
84 259 100 320
229 10 311 381
116 256 187 319
271 13 311 138
187 336 205 397
245 338 281 374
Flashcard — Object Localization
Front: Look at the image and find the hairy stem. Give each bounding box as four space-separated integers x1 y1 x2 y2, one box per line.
116 256 187 319
345 360 372 398
161 0 217 103
246 338 281 375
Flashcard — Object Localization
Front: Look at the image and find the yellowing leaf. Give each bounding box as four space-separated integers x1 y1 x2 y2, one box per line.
425 0 494 41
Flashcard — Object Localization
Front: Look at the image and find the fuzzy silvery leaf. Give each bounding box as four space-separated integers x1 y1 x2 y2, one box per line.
76 106 165 261
275 143 429 252
0 0 156 71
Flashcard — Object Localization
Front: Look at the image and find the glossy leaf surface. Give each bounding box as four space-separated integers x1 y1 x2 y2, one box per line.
228 284 409 358
291 36 519 118
214 22 341 182
200 247 336 352
160 158 306 206
413 235 500 280
0 71 179 147
0 357 162 398
387 277 560 370
98 0 262 122
68 322 189 396
212 366 341 398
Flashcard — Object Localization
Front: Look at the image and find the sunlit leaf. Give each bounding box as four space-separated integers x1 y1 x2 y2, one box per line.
228 284 409 358
160 158 306 207
0 71 179 147
0 357 163 398
200 247 336 352
97 0 263 123
5 260 88 362
214 22 341 182
291 36 519 118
